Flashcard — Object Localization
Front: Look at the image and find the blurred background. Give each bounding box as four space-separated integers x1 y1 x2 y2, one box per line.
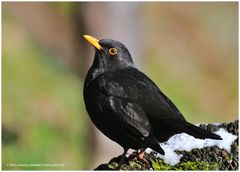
2 2 238 170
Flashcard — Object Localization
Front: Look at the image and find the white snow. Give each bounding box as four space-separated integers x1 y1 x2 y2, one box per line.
146 128 237 166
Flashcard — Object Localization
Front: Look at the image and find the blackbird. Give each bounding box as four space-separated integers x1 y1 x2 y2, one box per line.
83 35 222 166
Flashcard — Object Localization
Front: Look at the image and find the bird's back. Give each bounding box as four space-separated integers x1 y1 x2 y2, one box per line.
84 67 187 132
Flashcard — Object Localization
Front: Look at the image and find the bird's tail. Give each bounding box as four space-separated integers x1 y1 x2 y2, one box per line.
145 137 165 155
184 122 222 140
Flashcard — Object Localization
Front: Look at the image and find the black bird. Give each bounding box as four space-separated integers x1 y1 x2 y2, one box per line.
83 35 222 165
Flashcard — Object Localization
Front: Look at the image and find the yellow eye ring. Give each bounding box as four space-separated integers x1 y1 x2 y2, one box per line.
109 48 118 55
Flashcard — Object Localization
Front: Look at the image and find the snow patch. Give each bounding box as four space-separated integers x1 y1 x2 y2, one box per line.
195 123 220 127
146 128 237 166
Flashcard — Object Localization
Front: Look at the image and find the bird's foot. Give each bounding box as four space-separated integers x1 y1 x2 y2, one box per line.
136 150 149 164
128 149 149 164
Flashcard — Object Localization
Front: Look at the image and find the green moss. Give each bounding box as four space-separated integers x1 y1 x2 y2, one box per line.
226 155 233 161
108 162 118 169
129 161 142 169
152 159 172 170
175 161 220 170
98 156 223 170
151 160 220 170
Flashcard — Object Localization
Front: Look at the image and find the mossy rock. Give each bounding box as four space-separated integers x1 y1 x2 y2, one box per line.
95 120 238 170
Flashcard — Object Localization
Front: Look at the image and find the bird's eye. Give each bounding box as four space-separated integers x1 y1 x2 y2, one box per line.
109 48 118 55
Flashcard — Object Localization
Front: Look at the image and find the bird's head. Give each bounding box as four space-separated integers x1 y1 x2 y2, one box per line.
84 35 134 71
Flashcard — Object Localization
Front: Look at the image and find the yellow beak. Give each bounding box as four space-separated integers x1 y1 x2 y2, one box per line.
83 35 102 50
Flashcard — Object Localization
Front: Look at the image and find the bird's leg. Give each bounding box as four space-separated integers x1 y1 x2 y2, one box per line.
128 148 148 164
137 149 145 160
116 148 128 170
136 148 148 163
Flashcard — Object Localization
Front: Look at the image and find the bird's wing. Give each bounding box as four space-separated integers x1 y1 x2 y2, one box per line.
100 68 186 121
97 74 151 139
131 68 186 121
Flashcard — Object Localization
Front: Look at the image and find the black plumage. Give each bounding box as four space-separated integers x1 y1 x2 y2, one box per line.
83 35 222 163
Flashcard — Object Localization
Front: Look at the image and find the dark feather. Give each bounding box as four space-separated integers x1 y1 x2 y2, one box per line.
83 37 222 157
